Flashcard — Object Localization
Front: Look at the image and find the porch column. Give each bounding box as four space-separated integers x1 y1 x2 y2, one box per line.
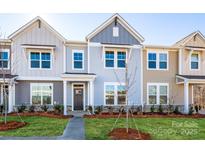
184 80 189 114
63 80 67 115
8 84 13 113
89 80 94 114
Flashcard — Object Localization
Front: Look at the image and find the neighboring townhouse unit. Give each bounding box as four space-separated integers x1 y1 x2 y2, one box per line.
0 14 204 115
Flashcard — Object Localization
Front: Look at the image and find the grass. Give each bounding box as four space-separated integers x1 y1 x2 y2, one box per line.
0 116 68 137
85 118 205 140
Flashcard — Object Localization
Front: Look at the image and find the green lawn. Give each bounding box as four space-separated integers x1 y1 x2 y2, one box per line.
85 118 205 140
0 116 68 137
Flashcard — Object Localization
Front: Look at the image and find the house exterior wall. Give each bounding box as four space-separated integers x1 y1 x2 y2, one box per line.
90 21 141 45
11 21 64 77
143 49 185 105
89 46 142 106
15 81 63 105
66 45 88 73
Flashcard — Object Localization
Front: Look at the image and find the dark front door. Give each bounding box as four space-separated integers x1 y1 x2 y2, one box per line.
74 88 84 110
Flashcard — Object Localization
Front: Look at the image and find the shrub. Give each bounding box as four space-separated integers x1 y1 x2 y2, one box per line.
88 106 93 113
158 104 163 114
17 104 26 113
189 106 195 115
173 106 180 114
167 104 174 114
94 106 102 114
29 105 35 112
108 106 113 114
41 105 49 112
150 105 155 113
194 105 199 113
54 104 64 114
0 105 3 113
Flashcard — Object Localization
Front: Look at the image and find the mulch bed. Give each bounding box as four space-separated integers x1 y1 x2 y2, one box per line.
108 128 151 140
84 113 205 118
0 121 27 131
8 112 73 119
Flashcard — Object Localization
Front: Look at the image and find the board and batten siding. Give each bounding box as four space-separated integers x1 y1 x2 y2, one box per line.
11 21 64 77
90 21 141 45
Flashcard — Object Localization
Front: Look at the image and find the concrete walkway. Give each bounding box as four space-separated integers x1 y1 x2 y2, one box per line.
58 117 85 140
0 115 85 140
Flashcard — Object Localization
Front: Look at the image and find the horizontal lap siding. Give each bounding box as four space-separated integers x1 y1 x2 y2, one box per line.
143 50 185 105
15 81 63 105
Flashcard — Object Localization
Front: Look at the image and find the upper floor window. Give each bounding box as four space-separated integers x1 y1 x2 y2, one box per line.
104 83 126 106
147 83 168 105
30 52 51 69
190 53 199 70
105 51 114 68
104 49 127 69
0 50 9 69
147 51 168 70
72 50 84 70
117 52 126 68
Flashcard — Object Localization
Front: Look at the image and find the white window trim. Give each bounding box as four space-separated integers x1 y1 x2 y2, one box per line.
104 82 126 106
147 50 169 71
189 51 200 71
30 83 54 105
0 49 10 70
113 27 119 37
104 48 127 69
147 83 169 105
72 49 84 70
29 51 52 70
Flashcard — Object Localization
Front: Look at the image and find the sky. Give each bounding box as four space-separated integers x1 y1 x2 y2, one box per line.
0 13 205 45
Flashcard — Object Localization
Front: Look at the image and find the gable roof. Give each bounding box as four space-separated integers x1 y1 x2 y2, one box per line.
86 13 145 43
8 16 66 42
173 31 205 48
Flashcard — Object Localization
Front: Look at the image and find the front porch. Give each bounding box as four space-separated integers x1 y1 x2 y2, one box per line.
176 74 205 113
62 72 96 115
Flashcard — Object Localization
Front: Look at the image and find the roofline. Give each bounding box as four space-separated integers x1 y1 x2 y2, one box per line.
144 44 179 50
86 13 145 43
0 39 12 43
8 16 66 42
65 40 87 45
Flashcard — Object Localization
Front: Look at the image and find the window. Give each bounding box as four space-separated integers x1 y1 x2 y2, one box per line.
147 83 168 105
30 52 51 69
105 83 126 105
148 85 157 104
147 51 168 70
159 53 167 69
104 49 127 68
73 50 84 70
117 52 126 68
105 51 114 68
0 50 9 69
117 85 126 105
191 53 199 70
31 83 53 105
148 53 156 69
105 85 115 105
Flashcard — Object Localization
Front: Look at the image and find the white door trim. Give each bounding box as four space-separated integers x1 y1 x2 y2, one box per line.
71 83 85 111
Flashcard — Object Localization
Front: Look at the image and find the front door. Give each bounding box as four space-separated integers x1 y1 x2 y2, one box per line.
73 85 84 110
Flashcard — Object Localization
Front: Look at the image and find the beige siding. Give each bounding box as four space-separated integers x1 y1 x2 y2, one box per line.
143 49 186 105
11 21 64 77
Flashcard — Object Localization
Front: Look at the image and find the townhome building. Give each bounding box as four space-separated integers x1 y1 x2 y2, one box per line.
0 14 204 115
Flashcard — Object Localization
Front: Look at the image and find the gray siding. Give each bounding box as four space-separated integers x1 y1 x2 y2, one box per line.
15 81 63 105
90 47 142 106
66 46 88 73
90 21 140 45
11 21 64 77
